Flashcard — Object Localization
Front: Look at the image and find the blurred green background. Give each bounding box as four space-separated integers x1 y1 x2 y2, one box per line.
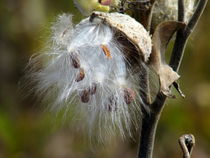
0 0 210 158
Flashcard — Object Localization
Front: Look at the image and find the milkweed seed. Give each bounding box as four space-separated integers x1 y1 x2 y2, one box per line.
88 83 97 95
80 90 90 103
100 44 112 59
71 54 80 68
75 68 85 82
124 88 136 104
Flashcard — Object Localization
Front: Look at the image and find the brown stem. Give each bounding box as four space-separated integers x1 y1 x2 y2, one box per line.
138 93 166 158
138 111 160 158
178 0 185 22
170 0 208 71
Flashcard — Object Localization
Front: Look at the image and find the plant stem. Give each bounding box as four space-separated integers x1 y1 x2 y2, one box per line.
138 113 159 158
137 0 208 158
170 0 208 71
138 93 166 158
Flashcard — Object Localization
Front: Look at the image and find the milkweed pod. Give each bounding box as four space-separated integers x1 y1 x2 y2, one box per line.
91 11 152 62
152 0 196 29
25 12 149 140
150 21 186 97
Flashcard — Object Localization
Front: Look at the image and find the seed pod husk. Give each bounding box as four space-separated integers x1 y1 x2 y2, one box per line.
90 12 152 62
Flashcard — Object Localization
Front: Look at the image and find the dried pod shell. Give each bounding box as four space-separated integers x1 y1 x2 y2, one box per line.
150 21 186 96
90 11 152 62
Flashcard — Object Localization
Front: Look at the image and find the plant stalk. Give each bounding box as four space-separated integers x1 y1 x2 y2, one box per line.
136 0 208 158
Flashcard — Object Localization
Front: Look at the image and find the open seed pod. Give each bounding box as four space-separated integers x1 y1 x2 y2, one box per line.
152 0 195 30
90 11 152 62
26 12 154 139
91 12 185 97
26 11 185 140
149 21 186 97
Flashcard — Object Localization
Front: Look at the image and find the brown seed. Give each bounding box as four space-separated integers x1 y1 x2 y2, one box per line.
100 44 112 59
71 54 80 68
80 90 90 103
88 83 97 95
124 88 136 104
75 68 85 82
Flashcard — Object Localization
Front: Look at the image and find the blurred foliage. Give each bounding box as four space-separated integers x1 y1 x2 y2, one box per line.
0 0 210 158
